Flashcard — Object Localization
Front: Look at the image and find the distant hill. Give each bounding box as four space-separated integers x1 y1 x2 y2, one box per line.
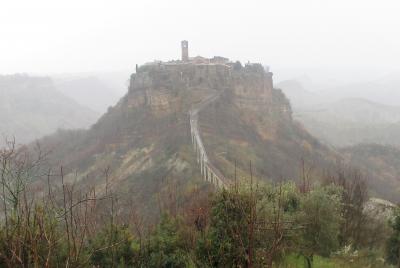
277 79 400 147
275 79 325 108
54 75 124 113
319 73 400 106
0 74 99 147
340 144 400 202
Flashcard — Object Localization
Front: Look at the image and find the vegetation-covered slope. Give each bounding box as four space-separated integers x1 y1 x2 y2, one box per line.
199 88 338 182
340 144 400 202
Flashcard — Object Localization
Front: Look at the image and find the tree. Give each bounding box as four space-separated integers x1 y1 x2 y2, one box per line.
298 185 343 268
88 224 139 267
147 214 193 267
386 208 400 267
197 188 252 267
197 182 301 268
335 169 368 248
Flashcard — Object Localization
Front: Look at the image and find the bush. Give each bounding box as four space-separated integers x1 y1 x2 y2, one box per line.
88 224 139 267
146 214 194 267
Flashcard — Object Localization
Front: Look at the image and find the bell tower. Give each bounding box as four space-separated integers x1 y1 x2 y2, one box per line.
181 40 189 62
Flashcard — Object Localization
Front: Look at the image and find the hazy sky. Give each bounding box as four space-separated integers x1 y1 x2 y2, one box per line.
1 0 399 82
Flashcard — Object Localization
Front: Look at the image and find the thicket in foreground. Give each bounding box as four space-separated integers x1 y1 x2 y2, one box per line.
0 141 397 267
386 208 400 267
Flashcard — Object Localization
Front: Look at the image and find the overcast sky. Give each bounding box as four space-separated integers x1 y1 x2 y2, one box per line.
1 0 399 82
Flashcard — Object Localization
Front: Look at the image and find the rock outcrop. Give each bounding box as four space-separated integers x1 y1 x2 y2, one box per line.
127 61 290 121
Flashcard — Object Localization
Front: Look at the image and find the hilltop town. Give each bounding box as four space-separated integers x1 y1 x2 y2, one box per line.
127 41 289 118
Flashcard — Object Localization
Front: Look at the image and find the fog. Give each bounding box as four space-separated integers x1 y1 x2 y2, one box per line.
1 0 399 84
2 0 400 146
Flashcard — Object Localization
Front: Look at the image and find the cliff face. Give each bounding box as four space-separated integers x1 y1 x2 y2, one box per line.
231 64 273 111
127 64 230 116
126 62 291 120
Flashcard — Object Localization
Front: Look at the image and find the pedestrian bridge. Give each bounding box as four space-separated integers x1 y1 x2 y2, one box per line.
189 91 227 189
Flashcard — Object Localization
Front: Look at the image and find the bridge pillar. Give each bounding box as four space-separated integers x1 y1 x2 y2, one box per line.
204 163 208 181
200 154 204 175
197 145 200 164
203 166 206 181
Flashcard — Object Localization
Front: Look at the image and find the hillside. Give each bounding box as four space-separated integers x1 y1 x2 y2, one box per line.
340 144 400 202
0 74 99 147
37 60 400 223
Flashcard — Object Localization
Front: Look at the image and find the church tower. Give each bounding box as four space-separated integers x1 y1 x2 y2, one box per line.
181 40 189 62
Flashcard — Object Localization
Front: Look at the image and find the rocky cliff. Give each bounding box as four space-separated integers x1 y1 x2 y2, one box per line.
127 62 290 119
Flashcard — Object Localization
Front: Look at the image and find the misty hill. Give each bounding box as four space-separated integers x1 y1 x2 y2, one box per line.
278 79 400 147
275 79 324 108
0 74 99 146
320 73 400 106
54 75 124 113
32 58 399 226
36 61 341 218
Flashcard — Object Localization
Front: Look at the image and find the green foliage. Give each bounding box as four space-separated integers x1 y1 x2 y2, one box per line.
280 253 337 268
280 251 392 268
297 185 343 265
197 182 303 267
386 208 400 266
197 188 252 267
88 224 139 267
146 214 193 268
